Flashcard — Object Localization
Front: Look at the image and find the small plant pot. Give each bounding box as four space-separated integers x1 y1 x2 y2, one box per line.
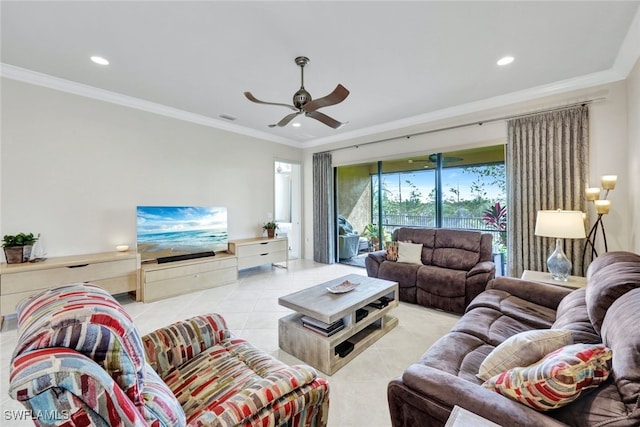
267 230 275 238
4 245 33 264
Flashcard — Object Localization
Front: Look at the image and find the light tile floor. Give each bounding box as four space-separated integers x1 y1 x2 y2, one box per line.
0 259 460 427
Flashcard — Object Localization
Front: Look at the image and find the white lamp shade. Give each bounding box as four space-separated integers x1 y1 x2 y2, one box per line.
535 210 586 239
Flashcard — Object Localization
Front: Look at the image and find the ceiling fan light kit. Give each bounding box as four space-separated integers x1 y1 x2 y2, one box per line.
244 56 349 129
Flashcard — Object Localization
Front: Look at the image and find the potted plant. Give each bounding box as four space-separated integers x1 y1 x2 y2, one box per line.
2 232 38 264
362 223 388 251
262 221 278 238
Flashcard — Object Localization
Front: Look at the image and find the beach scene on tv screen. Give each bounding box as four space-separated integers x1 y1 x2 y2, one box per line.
136 206 228 260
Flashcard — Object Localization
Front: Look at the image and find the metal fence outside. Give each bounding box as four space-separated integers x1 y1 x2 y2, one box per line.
375 214 506 247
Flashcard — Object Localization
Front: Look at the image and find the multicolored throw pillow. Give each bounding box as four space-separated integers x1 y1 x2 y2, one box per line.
482 343 612 411
386 242 399 261
477 329 574 381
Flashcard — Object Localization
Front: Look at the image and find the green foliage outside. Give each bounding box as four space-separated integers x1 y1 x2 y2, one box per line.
371 164 507 254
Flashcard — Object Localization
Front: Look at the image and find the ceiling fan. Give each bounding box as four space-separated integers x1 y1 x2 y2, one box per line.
244 56 349 129
407 154 464 166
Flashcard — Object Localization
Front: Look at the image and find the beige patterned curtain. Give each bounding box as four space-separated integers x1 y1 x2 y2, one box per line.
313 152 336 264
506 105 589 277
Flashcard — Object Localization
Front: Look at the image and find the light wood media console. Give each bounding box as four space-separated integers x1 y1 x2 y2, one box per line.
140 252 237 302
228 237 288 270
0 251 140 328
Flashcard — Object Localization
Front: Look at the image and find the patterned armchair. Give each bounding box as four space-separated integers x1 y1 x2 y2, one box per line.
9 283 329 426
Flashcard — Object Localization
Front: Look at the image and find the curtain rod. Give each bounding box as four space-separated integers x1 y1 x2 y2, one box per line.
325 98 605 154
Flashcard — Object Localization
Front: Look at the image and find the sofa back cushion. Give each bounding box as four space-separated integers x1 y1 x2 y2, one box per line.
432 229 483 270
551 289 600 344
13 283 146 411
394 227 436 264
600 287 640 409
585 252 640 334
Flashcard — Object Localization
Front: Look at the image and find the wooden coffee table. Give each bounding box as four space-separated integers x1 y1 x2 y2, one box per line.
278 274 398 375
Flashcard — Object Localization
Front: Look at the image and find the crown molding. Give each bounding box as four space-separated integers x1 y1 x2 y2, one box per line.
0 63 301 148
612 5 640 79
305 68 624 149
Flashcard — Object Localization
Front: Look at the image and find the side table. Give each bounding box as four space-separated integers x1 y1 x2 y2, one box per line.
521 269 587 289
445 405 501 427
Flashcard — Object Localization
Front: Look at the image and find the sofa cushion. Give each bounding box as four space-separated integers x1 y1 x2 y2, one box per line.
483 343 612 411
394 227 435 263
452 306 546 348
378 261 420 288
143 313 231 379
417 266 466 297
141 362 187 426
417 331 493 383
397 241 423 264
585 254 640 335
477 329 574 381
551 289 600 344
432 229 482 270
600 287 640 410
13 283 146 411
163 337 317 424
467 289 558 330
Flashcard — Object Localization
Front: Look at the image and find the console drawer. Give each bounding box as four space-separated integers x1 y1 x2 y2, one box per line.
143 266 237 302
235 239 287 257
144 257 237 283
237 250 287 270
1 259 137 294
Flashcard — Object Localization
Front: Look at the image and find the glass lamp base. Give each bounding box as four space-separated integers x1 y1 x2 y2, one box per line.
547 238 571 282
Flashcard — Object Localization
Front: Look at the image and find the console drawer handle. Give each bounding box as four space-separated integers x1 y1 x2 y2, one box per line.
260 242 269 245
67 264 89 268
260 253 268 256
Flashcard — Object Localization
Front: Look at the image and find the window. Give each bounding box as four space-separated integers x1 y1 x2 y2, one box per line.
335 145 506 268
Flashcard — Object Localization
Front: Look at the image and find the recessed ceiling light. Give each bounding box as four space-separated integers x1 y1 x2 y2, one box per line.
292 123 301 128
90 56 109 66
497 56 514 66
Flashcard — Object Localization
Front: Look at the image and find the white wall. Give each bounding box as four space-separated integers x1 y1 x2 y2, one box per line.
627 58 640 253
303 79 636 260
0 78 303 258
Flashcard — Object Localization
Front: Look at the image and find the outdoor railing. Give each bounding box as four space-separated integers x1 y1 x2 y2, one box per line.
374 214 506 248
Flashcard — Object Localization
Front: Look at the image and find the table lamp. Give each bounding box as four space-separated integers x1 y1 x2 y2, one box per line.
534 210 586 281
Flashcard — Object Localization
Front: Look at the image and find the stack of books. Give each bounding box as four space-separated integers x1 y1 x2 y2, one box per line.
301 316 344 336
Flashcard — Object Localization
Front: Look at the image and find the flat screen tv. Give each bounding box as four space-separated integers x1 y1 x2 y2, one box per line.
136 206 228 262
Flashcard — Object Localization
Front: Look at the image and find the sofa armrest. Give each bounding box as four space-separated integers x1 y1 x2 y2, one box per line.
365 250 388 277
143 313 231 378
467 260 496 277
487 277 572 310
397 364 568 427
10 348 148 425
368 250 388 264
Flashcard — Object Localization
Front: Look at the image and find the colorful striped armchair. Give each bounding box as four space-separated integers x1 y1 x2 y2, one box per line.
9 283 329 426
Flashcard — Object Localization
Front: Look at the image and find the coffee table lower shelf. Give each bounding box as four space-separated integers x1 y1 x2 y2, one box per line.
278 305 398 375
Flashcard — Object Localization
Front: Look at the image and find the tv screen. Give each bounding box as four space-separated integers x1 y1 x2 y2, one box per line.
136 206 228 261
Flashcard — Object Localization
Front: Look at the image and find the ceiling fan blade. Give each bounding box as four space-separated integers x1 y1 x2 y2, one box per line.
302 84 350 112
305 111 345 129
269 112 302 128
244 92 297 111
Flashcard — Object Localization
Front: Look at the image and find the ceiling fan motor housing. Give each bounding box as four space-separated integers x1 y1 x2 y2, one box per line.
293 88 311 109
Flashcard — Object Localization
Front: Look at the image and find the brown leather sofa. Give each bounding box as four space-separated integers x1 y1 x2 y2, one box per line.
365 227 495 313
388 251 640 427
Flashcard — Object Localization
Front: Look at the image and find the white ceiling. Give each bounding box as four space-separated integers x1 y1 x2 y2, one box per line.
2 1 639 148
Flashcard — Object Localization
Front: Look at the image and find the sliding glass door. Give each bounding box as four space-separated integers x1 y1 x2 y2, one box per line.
335 145 506 270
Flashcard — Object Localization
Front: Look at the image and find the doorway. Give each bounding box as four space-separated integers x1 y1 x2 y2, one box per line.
275 161 302 259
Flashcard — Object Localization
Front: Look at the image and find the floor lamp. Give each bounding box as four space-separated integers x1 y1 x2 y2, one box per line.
582 175 617 275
